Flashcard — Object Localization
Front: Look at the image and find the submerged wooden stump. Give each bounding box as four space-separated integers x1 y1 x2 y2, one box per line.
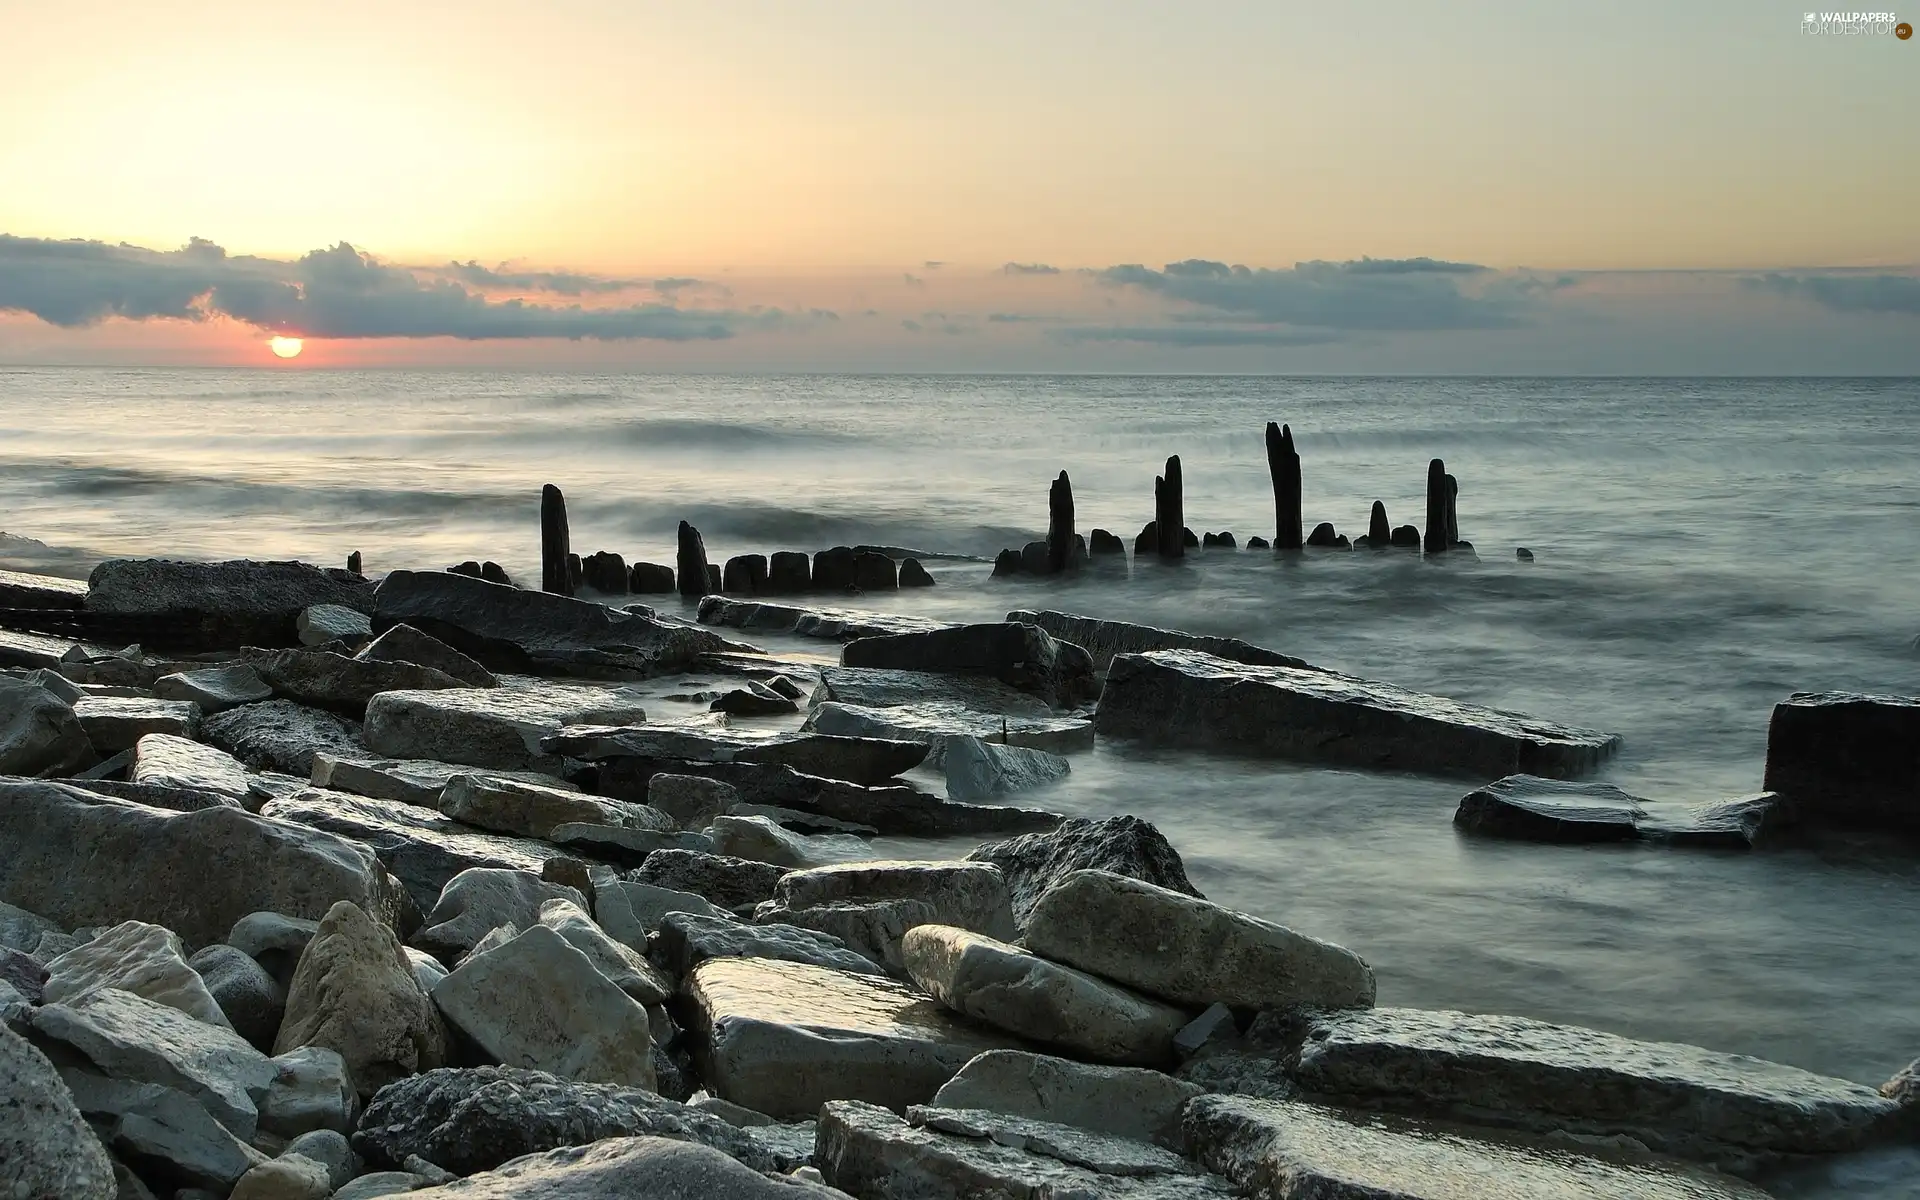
1446 473 1460 545
677 520 713 597
1154 456 1185 560
1424 459 1449 556
1047 471 1077 573
540 483 572 595
723 554 769 594
1267 422 1303 550
1368 502 1391 545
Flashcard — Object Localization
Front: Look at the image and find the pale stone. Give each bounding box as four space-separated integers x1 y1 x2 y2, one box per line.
131 732 251 799
58 1064 265 1191
773 860 1016 941
154 663 274 713
364 682 650 771
655 910 886 977
0 1024 117 1200
276 901 447 1098
331 1172 430 1200
230 1152 333 1200
71 696 200 754
44 919 233 1027
310 751 578 807
395 1135 846 1198
298 603 373 647
228 912 320 987
282 1128 357 1189
708 814 872 869
537 898 672 1004
411 868 588 961
942 736 1070 802
933 1049 1202 1148
260 1045 358 1137
439 772 660 839
592 879 729 951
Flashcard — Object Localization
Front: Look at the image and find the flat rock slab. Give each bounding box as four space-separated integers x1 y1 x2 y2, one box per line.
1453 775 1647 843
439 773 657 839
1007 609 1317 674
1185 1093 1772 1200
635 848 789 912
697 596 954 641
1763 691 1920 834
310 751 576 807
153 663 274 712
842 623 1099 710
544 724 928 786
250 648 471 717
201 700 365 776
0 626 102 671
684 956 1028 1118
1 1026 118 1200
592 880 731 950
774 860 1017 941
1094 650 1621 779
803 699 1094 762
356 623 498 687
132 732 252 800
943 736 1071 802
1293 1006 1900 1159
365 681 650 771
655 910 886 976
86 558 373 647
968 816 1200 927
59 1064 266 1191
44 919 231 1027
71 696 200 754
814 667 1057 717
0 566 88 608
395 1135 844 1199
933 1049 1202 1149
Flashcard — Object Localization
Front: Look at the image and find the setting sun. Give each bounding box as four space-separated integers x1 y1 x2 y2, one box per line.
269 336 304 359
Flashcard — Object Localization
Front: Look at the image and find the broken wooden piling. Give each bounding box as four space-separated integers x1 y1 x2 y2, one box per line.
1424 459 1449 555
677 520 713 597
1154 456 1185 560
540 483 571 595
1266 422 1303 550
1047 471 1076 573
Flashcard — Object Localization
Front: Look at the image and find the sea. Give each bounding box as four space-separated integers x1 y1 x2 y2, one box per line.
4 369 1918 1194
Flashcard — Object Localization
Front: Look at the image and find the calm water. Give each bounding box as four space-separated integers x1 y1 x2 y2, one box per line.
4 370 1918 1192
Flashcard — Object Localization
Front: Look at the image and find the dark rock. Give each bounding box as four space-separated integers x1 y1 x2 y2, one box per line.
852 552 896 592
567 552 583 592
63 778 242 814
1391 524 1421 548
0 677 97 776
1182 527 1199 548
84 559 374 650
1246 536 1270 550
1006 610 1314 674
201 700 363 776
350 1066 781 1176
545 725 927 787
1215 532 1237 548
990 549 1025 578
1517 547 1536 561
1368 501 1391 544
696 596 949 642
355 624 497 688
2 943 48 1003
1019 541 1051 576
709 683 799 717
188 943 285 1052
677 522 713 599
1446 473 1460 544
1453 775 1646 843
1133 522 1157 558
1762 692 1920 835
1046 472 1077 573
812 547 857 592
633 850 788 912
841 622 1098 709
1154 457 1184 560
653 910 884 977
580 551 628 595
704 563 722 593
629 562 675 594
1088 529 1125 556
449 561 482 578
1201 532 1223 549
1639 793 1798 850
722 555 768 595
249 648 469 718
1266 421 1303 550
540 484 571 596
0 567 87 610
1424 458 1449 555
1174 1003 1238 1059
968 815 1200 926
1306 522 1341 548
480 561 512 587
765 552 810 594
898 559 935 587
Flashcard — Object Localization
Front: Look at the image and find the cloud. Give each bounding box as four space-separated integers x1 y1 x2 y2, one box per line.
1051 325 1345 347
0 235 783 341
987 312 1045 323
923 260 945 270
1095 256 1523 330
1752 272 1920 315
902 273 925 288
1002 262 1060 275
447 261 649 296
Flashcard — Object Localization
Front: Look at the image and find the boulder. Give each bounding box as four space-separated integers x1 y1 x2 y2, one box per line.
0 780 401 949
1095 650 1621 779
545 724 927 787
412 869 587 962
309 752 574 808
438 773 660 839
229 913 322 987
0 1024 118 1200
841 623 1098 709
803 699 1093 762
1453 774 1647 842
684 957 1026 1117
429 924 655 1088
942 737 1070 802
127 732 250 801
579 551 629 596
85 559 374 648
1005 609 1314 675
364 682 649 772
932 1049 1201 1148
230 1153 332 1200
297 604 374 648
773 861 1016 941
62 776 245 813
0 676 96 775
396 1135 841 1198
967 816 1198 926
546 823 713 865
1025 870 1376 1011
899 558 935 587
282 1128 357 1190
355 624 498 688
707 814 871 869
634 850 789 912
1638 792 1798 850
813 666 1056 716
332 1172 430 1200
0 899 59 955
370 569 724 678
629 562 677 594
1292 1006 1900 1160
250 649 468 718
259 1045 358 1137
654 910 886 976
536 899 672 1004
58 1064 266 1191
276 902 447 1098
189 944 285 1052
712 681 800 716
71 696 200 754
1185 1093 1771 1200
153 663 274 713
903 925 1189 1066
592 880 731 951
722 554 769 595
649 773 741 830
754 899 939 974
44 920 232 1027
1763 691 1920 834
350 1065 784 1176
201 700 364 776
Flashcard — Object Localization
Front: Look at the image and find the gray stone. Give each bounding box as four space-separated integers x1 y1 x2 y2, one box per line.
154 663 275 713
648 773 742 830
733 804 879 837
813 666 1058 716
0 627 89 672
260 1045 357 1137
932 1049 1201 1148
277 902 447 1098
230 1152 332 1200
755 899 938 974
399 1135 845 1198
228 913 321 988
655 910 886 976
412 869 588 961
774 861 1016 941
86 559 373 647
251 648 468 718
1453 774 1647 842
71 696 200 754
1764 691 1920 834
365 682 649 771
1026 870 1376 1011
45 919 232 1026
634 849 789 912
0 676 96 776
841 622 1099 709
357 624 497 688
282 1128 356 1189
685 956 1025 1118
1006 609 1315 674
297 604 374 648
15 665 86 703
406 948 449 994
1638 792 1799 850
0 1024 117 1200
0 780 402 949
708 814 872 868
1096 650 1621 779
201 700 364 776
1294 1006 1901 1160
942 736 1070 802
696 595 953 641
30 986 276 1138
546 724 929 787
59 1065 265 1191
310 752 574 808
62 776 245 813
331 1172 429 1200
1184 1093 1772 1200
129 733 252 800
903 925 1189 1067
592 880 730 950
712 682 800 716
438 773 662 839
430 925 655 1088
549 823 714 865
536 898 672 1004
968 816 1200 927
1173 1003 1237 1059
907 1105 1201 1177
0 898 60 953
2 945 47 1010
803 699 1093 763
350 1065 784 1176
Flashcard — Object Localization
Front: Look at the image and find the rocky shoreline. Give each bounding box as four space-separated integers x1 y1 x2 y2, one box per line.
2 552 1915 1199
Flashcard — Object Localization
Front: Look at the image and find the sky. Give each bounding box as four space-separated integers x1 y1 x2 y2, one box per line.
0 0 1915 372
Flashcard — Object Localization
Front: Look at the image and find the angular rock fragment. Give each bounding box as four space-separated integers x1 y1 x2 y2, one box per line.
411 869 587 961
1763 691 1920 835
438 772 661 839
774 861 1016 941
712 681 800 716
298 603 374 648
1453 774 1646 843
654 910 885 977
697 595 953 641
230 1152 332 1200
86 558 374 649
842 622 1098 709
634 849 789 912
250 648 468 718
189 943 285 1052
130 732 252 800
398 1135 838 1198
707 814 871 868
260 1045 358 1137
1006 609 1314 675
355 623 498 687
649 772 741 829
803 699 1093 764
45 920 232 1027
309 751 573 808
276 902 447 1098
202 700 364 776
0 1024 118 1200
58 1064 266 1191
756 898 938 974
0 675 96 775
968 816 1198 927
592 879 730 951
1638 792 1798 850
813 666 1055 716
933 1049 1202 1148
535 898 671 1004
71 696 200 754
942 736 1070 802
229 913 322 986
545 723 927 787
364 681 647 772
153 663 274 713
546 822 713 865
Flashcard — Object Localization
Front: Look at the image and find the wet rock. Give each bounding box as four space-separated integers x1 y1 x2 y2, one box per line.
189 944 284 1052
842 622 1098 709
752 899 937 975
71 696 199 754
552 723 929 787
1003 611 1311 677
536 898 671 1004
899 558 935 587
849 551 895 591
942 737 1070 802
774 861 1016 941
365 680 648 772
1306 521 1343 548
259 1045 357 1137
685 957 1026 1117
1453 774 1647 843
1639 792 1798 850
579 551 628 596
697 595 953 642
153 663 274 713
593 880 730 951
1096 649 1621 779
547 823 713 865
627 561 673 594
355 624 498 688
250 648 468 718
677 521 714 599
438 773 660 840
230 1152 332 1200
0 780 400 948
634 849 788 912
934 1049 1202 1148
1027 870 1375 1011
412 869 587 962
430 924 655 1088
803 700 1092 766
45 920 231 1026
1763 691 1920 835
720 554 767 595
0 676 96 775
297 604 373 649
904 925 1188 1066
0 1023 118 1200
1186 1093 1771 1200
1294 1006 1900 1160
276 902 447 1098
331 1172 429 1200
966 816 1197 927
282 1128 356 1189
540 484 571 596
309 752 572 808
86 559 374 649
712 680 801 716
229 914 321 987
649 773 742 830
202 700 364 776
371 569 724 678
58 1064 266 1191
655 910 885 976
404 1134 837 1198
813 665 1054 715
1174 1002 1238 1059
129 732 251 801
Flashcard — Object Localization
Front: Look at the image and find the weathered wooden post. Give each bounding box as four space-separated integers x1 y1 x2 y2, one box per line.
1266 422 1303 550
1154 455 1185 559
346 551 362 576
677 520 713 597
1424 459 1449 555
540 484 572 595
1368 501 1390 545
1445 474 1460 546
1047 471 1076 573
